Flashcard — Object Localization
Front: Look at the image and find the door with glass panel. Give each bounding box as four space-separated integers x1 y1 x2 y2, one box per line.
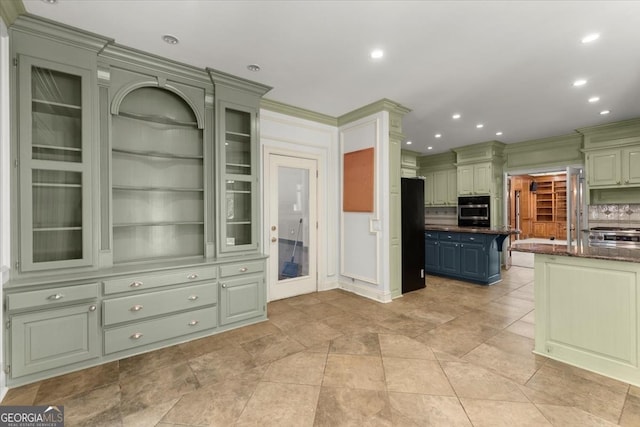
18 56 94 271
267 155 317 301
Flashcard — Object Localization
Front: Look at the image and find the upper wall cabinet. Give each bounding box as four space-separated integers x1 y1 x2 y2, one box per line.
208 69 271 256
586 146 640 188
10 16 110 273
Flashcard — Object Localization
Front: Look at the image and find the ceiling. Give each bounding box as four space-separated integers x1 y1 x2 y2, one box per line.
22 0 640 155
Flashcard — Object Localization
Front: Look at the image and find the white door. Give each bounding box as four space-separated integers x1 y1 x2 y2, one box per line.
266 154 317 301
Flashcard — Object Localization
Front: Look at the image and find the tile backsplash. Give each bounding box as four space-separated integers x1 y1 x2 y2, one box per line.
588 204 640 228
424 206 457 226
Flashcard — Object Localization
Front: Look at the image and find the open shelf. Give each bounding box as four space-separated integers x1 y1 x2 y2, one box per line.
117 110 198 128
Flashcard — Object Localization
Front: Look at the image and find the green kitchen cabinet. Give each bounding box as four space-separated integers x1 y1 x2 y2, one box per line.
423 172 435 206
447 169 458 205
219 260 266 326
209 70 271 256
457 162 492 195
586 146 640 188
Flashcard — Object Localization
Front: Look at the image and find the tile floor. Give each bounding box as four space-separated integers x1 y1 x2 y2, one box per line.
2 266 639 426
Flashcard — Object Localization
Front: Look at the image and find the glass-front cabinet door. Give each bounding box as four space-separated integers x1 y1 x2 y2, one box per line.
219 103 258 254
18 56 94 271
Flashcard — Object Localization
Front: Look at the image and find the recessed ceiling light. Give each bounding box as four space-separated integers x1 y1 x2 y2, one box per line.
452 113 461 119
162 34 179 45
370 49 384 59
406 140 412 145
427 146 433 150
600 110 610 115
476 124 484 129
496 131 503 136
581 33 600 44
588 96 600 103
573 79 587 87
247 64 261 72
434 134 442 138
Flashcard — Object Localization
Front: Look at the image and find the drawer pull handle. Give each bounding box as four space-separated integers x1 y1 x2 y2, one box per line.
469 237 475 241
130 281 143 288
221 283 227 289
130 304 144 312
447 236 452 239
130 333 143 340
188 320 199 326
188 295 199 301
239 267 248 272
48 293 64 301
187 273 198 280
88 305 97 312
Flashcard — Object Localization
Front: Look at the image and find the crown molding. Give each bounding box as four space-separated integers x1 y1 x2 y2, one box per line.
338 98 411 127
260 98 337 126
0 0 25 27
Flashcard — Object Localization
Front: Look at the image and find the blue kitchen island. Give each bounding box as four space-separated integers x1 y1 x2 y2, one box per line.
425 225 518 285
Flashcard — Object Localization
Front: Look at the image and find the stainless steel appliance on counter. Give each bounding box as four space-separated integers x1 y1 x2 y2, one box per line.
458 195 490 228
587 227 640 248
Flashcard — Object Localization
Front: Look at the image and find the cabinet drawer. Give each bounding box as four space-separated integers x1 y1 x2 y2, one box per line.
439 232 460 242
459 234 486 244
7 283 98 311
104 307 217 354
103 267 216 295
220 261 264 278
103 282 217 326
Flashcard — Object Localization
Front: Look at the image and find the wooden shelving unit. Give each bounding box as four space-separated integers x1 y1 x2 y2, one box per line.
532 175 567 238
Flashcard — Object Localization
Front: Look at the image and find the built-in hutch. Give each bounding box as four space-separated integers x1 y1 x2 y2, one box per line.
4 15 271 386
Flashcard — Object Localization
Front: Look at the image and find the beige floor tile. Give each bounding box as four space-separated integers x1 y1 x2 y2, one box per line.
224 320 283 345
312 289 345 302
266 309 313 332
329 332 381 356
323 354 386 391
119 362 198 417
161 368 262 426
122 398 179 427
462 343 543 385
236 381 320 427
241 331 306 365
375 313 438 337
119 344 187 380
526 361 628 423
188 344 258 385
620 387 640 426
176 331 232 358
0 382 39 405
303 302 347 320
314 386 392 426
286 321 343 348
441 360 528 402
505 319 535 339
460 398 552 427
402 307 456 325
414 317 500 357
383 357 454 395
34 362 119 404
389 392 472 426
454 309 519 330
285 293 324 307
536 403 620 426
61 383 122 427
378 333 436 360
263 351 327 386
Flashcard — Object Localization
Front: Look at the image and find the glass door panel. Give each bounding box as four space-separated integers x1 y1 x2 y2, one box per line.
225 109 251 175
225 180 252 246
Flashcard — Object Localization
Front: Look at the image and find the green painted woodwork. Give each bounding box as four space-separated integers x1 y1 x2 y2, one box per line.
586 145 640 188
104 306 217 354
102 266 216 295
419 152 457 207
337 98 411 127
425 231 502 285
260 98 337 126
10 304 99 378
503 134 583 171
423 172 434 205
457 162 493 195
0 0 25 26
102 282 217 326
7 282 98 311
534 254 640 387
219 275 265 326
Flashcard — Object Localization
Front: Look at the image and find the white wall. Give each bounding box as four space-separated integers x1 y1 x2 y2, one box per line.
339 112 393 302
260 109 339 291
0 17 10 398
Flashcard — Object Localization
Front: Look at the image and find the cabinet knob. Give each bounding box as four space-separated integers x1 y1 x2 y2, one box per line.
187 273 198 280
188 320 199 326
130 281 143 288
239 267 248 272
188 295 198 301
625 180 630 184
130 332 143 340
221 283 227 288
88 305 97 312
130 304 144 312
47 293 64 301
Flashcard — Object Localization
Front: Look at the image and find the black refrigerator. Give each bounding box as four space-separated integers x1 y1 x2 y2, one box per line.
401 178 426 293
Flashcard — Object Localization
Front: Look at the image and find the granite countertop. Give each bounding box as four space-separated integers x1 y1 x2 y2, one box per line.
510 243 640 263
424 225 520 236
